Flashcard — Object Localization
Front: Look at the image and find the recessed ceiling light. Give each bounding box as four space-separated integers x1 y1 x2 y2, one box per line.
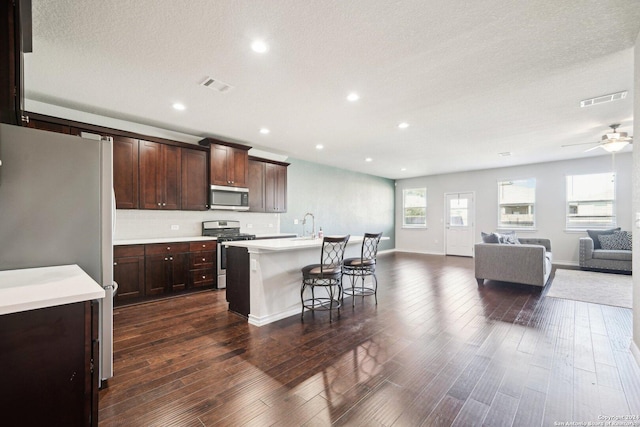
259 128 270 135
172 103 186 111
365 157 373 162
499 152 512 157
398 122 409 129
401 168 407 171
347 92 360 102
251 40 269 53
315 144 324 150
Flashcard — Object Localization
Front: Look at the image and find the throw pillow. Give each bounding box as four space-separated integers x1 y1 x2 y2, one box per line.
587 228 621 250
500 231 520 245
598 231 631 250
481 232 500 244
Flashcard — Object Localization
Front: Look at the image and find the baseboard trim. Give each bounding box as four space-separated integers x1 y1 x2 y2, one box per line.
394 249 446 256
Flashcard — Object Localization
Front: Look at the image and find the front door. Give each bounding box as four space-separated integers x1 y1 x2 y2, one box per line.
445 192 475 257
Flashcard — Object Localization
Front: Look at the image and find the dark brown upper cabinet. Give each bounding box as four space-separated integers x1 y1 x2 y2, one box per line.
181 148 209 210
113 136 139 209
247 157 288 213
199 138 251 188
139 140 181 210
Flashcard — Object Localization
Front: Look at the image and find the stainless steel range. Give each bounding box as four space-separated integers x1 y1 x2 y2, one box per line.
202 220 255 288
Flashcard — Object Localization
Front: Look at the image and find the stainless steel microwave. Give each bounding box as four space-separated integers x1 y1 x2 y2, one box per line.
210 185 250 211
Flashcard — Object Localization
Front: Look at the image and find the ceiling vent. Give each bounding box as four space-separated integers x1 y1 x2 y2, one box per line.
200 76 234 93
580 91 627 108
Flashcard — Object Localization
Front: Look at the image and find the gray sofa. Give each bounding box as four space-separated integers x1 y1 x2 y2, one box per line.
475 238 552 287
579 236 632 273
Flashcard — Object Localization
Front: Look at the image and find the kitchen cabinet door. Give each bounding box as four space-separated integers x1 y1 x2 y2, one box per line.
162 144 181 210
181 148 209 210
113 245 144 303
230 147 248 188
113 136 139 209
139 140 182 210
145 253 168 296
248 159 265 211
209 143 249 187
265 163 287 213
169 252 188 292
139 140 163 209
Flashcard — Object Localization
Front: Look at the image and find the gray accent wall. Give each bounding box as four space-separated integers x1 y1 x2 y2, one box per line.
280 158 395 251
395 153 633 265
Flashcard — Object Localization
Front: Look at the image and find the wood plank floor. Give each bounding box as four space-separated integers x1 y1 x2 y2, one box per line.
99 252 640 426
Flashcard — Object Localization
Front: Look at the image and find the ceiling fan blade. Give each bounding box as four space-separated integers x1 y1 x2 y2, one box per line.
561 141 599 148
584 145 603 152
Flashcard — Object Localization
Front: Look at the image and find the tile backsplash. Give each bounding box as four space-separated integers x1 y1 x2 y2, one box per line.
115 210 282 240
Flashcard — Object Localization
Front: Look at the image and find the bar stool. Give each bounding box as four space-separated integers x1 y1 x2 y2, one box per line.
342 232 383 306
301 235 350 322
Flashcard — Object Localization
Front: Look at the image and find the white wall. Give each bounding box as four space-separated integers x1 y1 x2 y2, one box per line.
396 153 633 265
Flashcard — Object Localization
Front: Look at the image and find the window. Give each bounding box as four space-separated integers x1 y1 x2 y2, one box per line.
403 188 427 227
566 172 616 228
498 178 536 228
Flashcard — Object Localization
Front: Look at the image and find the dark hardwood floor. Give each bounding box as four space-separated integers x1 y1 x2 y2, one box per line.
99 252 640 426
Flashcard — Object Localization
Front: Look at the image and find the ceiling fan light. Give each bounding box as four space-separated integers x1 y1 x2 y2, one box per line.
602 141 629 152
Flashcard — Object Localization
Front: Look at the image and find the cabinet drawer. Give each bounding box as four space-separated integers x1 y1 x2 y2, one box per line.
145 242 190 255
189 240 217 252
189 251 215 268
114 244 145 258
189 269 215 288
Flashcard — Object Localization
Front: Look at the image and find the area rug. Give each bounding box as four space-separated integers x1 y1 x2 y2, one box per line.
546 269 632 309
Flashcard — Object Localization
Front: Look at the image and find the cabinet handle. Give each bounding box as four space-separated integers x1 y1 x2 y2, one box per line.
113 262 117 266
202 275 206 279
169 257 173 261
157 202 161 206
202 257 206 261
202 244 206 248
164 257 168 261
167 246 171 250
162 202 166 206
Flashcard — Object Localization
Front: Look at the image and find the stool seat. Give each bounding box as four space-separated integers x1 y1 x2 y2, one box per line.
343 257 376 267
302 264 342 278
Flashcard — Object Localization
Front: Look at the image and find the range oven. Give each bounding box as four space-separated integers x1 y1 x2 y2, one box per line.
202 220 255 288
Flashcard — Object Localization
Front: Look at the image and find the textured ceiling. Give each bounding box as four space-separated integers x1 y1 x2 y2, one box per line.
24 0 640 179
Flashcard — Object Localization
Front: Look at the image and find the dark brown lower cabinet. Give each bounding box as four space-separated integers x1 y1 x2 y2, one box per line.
113 245 145 303
114 241 217 305
188 241 217 288
0 301 98 426
226 246 250 317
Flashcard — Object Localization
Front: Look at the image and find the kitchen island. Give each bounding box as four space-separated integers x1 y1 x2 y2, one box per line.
224 236 386 326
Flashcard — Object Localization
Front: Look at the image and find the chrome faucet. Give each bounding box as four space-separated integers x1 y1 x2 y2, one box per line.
302 212 315 238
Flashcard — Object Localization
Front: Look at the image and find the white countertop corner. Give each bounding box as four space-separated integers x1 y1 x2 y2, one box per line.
0 264 105 315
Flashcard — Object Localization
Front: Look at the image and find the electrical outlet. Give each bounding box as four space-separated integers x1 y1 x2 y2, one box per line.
251 259 257 271
268 224 274 228
171 225 179 230
246 223 253 229
294 219 299 225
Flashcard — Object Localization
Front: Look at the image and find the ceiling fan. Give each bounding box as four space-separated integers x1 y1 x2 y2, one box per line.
562 124 633 153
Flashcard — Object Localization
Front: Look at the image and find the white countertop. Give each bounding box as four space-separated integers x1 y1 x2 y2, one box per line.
0 264 106 315
225 235 389 252
114 236 218 245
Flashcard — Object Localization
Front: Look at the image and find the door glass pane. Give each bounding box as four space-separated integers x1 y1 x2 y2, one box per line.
449 198 468 226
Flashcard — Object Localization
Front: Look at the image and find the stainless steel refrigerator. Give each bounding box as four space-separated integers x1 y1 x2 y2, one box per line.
0 123 115 384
